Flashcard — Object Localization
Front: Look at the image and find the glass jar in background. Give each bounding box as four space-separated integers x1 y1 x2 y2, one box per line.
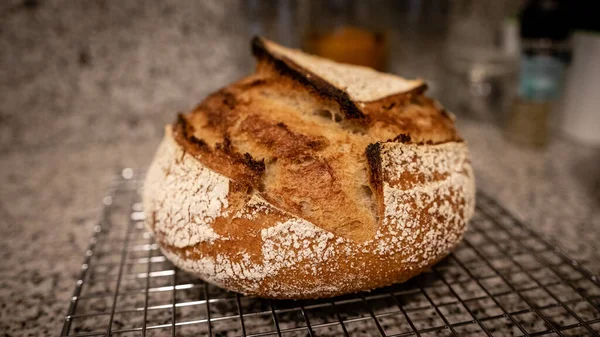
442 0 521 124
303 0 389 71
505 0 571 148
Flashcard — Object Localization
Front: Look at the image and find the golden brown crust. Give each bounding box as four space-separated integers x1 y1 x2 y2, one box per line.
143 37 475 299
172 114 265 188
172 62 462 235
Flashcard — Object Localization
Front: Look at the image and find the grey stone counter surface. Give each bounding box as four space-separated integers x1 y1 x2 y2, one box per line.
1 1 599 336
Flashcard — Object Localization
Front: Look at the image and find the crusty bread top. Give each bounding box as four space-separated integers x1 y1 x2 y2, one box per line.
171 37 464 243
257 38 425 102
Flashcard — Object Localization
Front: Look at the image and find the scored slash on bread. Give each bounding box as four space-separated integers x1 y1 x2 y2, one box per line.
143 37 475 299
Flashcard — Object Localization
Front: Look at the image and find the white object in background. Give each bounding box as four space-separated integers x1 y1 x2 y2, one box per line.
503 18 520 58
559 32 600 146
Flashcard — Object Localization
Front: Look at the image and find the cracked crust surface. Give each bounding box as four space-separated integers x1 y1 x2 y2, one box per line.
143 37 475 299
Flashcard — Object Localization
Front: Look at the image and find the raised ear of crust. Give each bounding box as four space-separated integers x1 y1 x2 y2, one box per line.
252 37 366 122
251 36 426 123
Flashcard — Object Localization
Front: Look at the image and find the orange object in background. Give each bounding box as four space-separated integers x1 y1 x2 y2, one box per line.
305 26 388 71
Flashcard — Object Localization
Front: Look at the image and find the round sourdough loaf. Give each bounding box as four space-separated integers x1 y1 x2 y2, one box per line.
143 37 475 299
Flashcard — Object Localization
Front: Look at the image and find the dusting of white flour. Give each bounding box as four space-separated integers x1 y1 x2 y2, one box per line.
144 130 475 297
144 130 229 248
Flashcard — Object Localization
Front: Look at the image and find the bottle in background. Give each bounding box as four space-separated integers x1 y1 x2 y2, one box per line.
505 0 571 147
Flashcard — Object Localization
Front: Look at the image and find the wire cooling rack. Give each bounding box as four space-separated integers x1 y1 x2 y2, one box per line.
60 170 600 337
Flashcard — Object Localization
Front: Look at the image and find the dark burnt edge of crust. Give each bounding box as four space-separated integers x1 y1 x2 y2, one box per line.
365 142 383 200
216 134 266 174
387 133 464 145
174 113 210 151
392 134 412 143
172 114 266 181
389 133 439 145
251 36 369 126
365 142 384 226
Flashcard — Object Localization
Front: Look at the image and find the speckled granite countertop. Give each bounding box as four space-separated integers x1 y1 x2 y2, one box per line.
1 1 599 336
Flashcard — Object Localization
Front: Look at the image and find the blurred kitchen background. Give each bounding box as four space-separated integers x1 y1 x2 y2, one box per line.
2 0 600 149
0 0 599 334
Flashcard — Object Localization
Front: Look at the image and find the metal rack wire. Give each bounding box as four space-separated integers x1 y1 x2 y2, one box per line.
61 170 600 336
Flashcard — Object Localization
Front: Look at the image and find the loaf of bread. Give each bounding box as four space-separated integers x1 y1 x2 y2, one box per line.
143 37 475 299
